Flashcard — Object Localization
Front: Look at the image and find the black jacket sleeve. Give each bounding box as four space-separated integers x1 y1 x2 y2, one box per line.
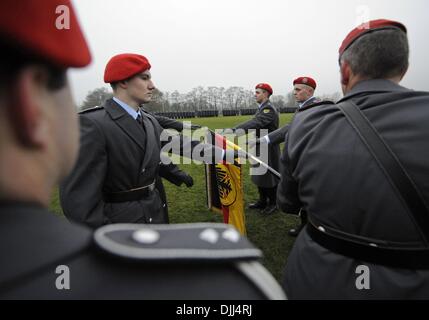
276 132 301 215
267 124 290 145
153 114 184 132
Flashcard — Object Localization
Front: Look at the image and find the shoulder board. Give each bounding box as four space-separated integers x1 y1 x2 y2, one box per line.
94 223 262 261
94 223 286 300
79 105 104 114
261 103 277 113
298 100 335 113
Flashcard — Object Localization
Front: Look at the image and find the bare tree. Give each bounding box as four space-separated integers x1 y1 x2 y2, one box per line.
271 95 286 109
285 91 296 107
145 88 164 112
80 87 113 111
81 85 342 113
320 92 343 102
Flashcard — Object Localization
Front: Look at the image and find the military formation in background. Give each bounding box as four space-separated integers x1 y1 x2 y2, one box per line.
1 0 429 300
153 107 298 119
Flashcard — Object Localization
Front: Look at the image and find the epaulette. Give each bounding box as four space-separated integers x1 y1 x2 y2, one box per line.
94 223 262 261
261 103 276 114
298 100 335 113
94 223 287 299
79 105 104 114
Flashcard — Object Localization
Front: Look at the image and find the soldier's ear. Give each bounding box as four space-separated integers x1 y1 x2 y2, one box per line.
340 60 351 87
9 66 50 149
117 80 128 90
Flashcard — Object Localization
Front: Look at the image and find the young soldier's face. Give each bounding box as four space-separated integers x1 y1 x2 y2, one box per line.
255 89 269 104
127 71 155 104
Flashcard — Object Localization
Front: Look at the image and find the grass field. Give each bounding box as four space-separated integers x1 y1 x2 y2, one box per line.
49 114 298 282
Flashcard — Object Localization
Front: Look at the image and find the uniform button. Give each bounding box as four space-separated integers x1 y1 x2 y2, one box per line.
222 228 240 243
199 228 219 244
149 218 153 223
132 228 160 244
163 204 166 208
141 168 146 173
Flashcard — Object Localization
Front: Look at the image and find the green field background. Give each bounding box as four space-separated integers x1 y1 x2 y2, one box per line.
50 114 298 282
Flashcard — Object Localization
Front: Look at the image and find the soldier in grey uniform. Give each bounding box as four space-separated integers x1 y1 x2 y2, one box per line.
66 107 196 225
0 0 285 300
251 78 331 235
278 19 429 299
232 83 280 216
60 54 220 228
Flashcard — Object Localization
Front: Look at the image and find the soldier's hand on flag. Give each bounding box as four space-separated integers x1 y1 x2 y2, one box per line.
247 138 260 148
248 136 269 148
220 128 235 136
183 122 202 130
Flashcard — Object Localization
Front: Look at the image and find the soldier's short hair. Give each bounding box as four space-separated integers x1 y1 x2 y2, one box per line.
341 28 409 80
110 82 118 91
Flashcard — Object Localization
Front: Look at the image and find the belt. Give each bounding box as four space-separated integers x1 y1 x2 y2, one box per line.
104 181 156 203
307 219 429 269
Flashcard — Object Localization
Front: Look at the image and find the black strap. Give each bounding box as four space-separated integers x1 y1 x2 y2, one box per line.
338 100 429 246
307 222 429 269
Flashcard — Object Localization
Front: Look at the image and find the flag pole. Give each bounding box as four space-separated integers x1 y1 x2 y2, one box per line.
207 128 281 180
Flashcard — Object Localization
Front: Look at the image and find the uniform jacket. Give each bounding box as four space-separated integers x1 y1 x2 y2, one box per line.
266 97 324 146
150 112 191 224
156 163 188 224
234 101 280 188
60 99 221 228
60 99 166 228
152 113 185 132
277 79 429 299
0 202 286 300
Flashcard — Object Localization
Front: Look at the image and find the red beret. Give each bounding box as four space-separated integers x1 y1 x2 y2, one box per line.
293 77 317 90
0 0 91 68
255 83 273 95
104 54 151 83
339 19 407 57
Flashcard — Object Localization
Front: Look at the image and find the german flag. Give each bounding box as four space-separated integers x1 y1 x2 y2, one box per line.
205 133 246 235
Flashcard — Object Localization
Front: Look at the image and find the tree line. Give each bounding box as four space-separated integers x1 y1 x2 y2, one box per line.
80 86 342 112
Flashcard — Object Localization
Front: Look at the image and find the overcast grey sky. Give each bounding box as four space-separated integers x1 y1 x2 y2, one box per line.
69 0 429 105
